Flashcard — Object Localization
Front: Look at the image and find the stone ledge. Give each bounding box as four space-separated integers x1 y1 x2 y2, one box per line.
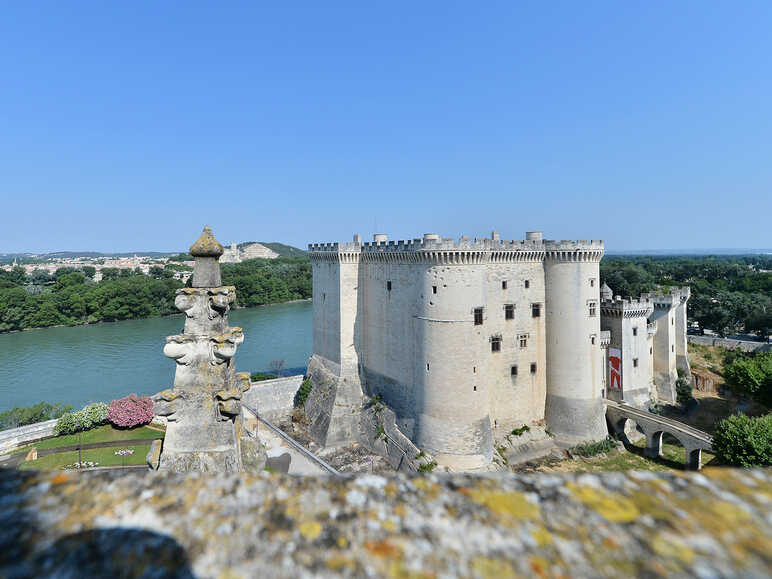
0 468 769 578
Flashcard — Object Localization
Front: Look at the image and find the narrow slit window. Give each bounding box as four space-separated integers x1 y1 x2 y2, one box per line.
530 362 537 374
491 336 502 352
524 280 530 289
432 285 437 294
591 336 596 345
502 280 507 290
633 358 639 368
322 292 326 303
672 345 675 353
473 385 477 391
590 278 595 287
426 362 430 371
531 303 540 318
504 304 514 320
387 280 392 291
474 307 484 325
632 327 638 336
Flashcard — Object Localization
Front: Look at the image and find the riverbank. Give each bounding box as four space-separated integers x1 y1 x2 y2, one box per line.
4 298 312 335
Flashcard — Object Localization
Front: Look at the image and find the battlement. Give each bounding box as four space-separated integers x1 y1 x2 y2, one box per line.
641 286 690 308
600 295 655 318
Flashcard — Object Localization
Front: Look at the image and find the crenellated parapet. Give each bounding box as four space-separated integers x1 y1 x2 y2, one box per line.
600 296 655 318
543 240 604 262
641 286 690 310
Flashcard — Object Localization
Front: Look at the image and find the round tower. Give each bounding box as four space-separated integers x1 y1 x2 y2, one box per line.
543 240 607 444
413 247 493 470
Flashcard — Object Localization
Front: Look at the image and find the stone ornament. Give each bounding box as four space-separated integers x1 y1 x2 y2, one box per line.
152 226 265 473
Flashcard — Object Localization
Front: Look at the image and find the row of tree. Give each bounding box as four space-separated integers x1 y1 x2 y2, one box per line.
0 257 312 333
600 255 772 336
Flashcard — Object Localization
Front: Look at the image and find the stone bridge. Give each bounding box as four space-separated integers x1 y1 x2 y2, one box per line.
604 400 713 470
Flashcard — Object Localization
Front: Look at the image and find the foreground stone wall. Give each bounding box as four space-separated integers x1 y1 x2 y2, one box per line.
2 467 769 578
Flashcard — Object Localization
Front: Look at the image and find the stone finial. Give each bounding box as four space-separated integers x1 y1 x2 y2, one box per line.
190 226 224 258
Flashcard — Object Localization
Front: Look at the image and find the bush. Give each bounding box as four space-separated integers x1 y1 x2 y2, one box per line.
54 412 80 435
511 424 530 436
294 379 313 407
712 413 772 467
571 437 615 458
79 402 109 430
108 394 154 428
676 369 693 406
250 372 277 382
723 352 772 407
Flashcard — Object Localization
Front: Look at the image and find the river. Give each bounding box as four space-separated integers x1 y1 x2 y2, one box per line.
0 301 312 413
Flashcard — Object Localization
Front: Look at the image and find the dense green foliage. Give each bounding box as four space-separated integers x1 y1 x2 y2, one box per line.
712 413 772 467
294 379 313 407
54 402 110 435
571 437 616 457
722 351 772 407
250 372 278 382
221 257 311 307
675 368 694 406
0 256 312 333
601 255 772 336
0 401 73 431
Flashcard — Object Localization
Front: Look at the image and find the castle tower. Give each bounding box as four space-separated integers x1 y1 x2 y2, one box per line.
674 287 691 378
600 293 655 409
304 236 364 447
642 290 680 403
152 226 263 473
543 240 607 444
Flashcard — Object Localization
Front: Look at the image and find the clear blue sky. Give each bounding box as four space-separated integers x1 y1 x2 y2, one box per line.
1 1 770 253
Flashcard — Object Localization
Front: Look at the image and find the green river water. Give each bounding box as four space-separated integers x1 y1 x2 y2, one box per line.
0 300 312 412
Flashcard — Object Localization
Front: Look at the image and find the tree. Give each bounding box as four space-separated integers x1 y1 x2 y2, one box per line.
712 413 771 467
723 352 772 407
269 359 285 377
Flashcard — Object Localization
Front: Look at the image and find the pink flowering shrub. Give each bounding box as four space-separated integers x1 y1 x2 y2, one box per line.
108 394 154 428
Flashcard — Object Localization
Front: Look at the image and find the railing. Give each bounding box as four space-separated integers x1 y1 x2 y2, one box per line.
242 404 342 477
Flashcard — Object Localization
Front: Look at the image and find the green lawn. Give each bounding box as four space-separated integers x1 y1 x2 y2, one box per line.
19 443 152 470
24 424 163 452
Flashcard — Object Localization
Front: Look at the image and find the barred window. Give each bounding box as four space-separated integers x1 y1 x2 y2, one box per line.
588 302 597 317
491 336 502 352
474 307 484 325
519 334 528 348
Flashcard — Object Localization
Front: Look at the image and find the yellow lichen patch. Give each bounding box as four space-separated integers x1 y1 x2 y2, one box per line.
567 483 639 524
470 555 519 579
336 536 348 549
385 483 398 498
650 535 696 565
365 539 403 559
467 489 540 522
299 520 322 540
532 526 553 547
412 478 440 498
327 554 351 571
382 519 397 532
394 504 407 517
387 560 435 579
629 491 675 521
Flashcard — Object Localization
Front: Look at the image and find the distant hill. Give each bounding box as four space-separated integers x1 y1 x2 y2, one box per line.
237 242 306 258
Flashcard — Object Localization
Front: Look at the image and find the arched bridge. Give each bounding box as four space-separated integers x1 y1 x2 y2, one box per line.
604 400 713 470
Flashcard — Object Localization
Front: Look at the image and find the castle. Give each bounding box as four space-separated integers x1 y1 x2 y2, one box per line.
307 231 690 470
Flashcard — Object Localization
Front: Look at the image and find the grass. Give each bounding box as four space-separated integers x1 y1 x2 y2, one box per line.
19 443 152 470
24 424 163 452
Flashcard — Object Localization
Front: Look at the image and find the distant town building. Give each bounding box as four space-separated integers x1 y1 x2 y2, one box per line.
220 242 279 263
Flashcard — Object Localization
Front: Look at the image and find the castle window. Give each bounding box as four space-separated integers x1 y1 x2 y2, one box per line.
531 303 540 317
322 292 326 303
591 336 596 345
473 385 477 391
650 347 653 355
387 281 392 291
672 345 675 353
474 307 484 325
588 302 597 317
524 280 530 289
519 334 528 348
432 285 437 294
502 280 507 290
633 358 639 368
590 278 595 287
504 304 515 320
632 327 638 336
491 336 502 352
530 363 537 374
426 363 430 371
473 366 476 373
672 317 674 326
511 365 518 376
